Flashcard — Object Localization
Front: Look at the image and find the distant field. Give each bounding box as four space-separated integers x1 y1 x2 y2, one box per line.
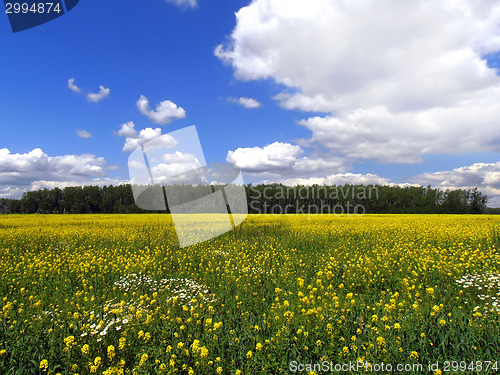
0 214 499 374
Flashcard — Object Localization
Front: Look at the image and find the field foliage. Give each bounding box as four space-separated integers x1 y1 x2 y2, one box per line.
0 214 499 374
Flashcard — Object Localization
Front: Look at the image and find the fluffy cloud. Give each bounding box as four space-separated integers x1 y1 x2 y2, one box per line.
226 141 500 204
269 161 500 207
87 85 111 102
122 127 162 153
165 0 197 9
270 173 391 187
150 152 205 184
0 148 111 198
226 142 347 181
117 122 138 138
0 186 24 199
216 0 500 162
297 99 500 163
116 122 177 152
136 95 186 125
68 78 111 103
67 78 81 93
77 130 92 138
227 142 303 172
411 162 500 206
228 97 261 108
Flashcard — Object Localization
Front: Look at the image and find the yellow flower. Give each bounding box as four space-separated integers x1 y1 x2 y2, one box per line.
410 351 419 360
107 345 115 361
200 347 209 358
376 336 385 346
394 323 401 330
256 342 263 351
246 350 253 358
216 367 223 374
39 359 48 372
64 335 75 347
81 344 90 355
139 353 148 367
439 319 446 326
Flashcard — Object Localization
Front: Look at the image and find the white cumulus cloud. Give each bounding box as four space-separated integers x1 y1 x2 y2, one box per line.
0 148 111 199
227 142 303 172
77 130 92 138
151 152 204 184
272 173 391 187
136 95 186 125
117 122 138 138
68 78 111 103
87 85 111 102
165 0 197 9
68 78 81 93
216 0 500 163
411 162 500 206
116 122 177 152
228 97 261 108
123 128 163 152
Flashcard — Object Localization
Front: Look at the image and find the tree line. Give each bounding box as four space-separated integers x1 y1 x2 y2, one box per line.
0 183 489 214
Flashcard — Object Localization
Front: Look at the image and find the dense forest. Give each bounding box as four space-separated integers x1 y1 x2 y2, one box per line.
0 184 490 214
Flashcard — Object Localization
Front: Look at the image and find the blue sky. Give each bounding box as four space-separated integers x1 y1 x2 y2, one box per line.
2 0 500 205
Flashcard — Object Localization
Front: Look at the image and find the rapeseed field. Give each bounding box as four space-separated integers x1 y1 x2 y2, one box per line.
0 214 499 374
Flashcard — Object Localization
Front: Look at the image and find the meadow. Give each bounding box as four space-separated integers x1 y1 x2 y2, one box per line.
0 214 499 374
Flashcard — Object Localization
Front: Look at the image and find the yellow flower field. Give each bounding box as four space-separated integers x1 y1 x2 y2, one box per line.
0 214 499 374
